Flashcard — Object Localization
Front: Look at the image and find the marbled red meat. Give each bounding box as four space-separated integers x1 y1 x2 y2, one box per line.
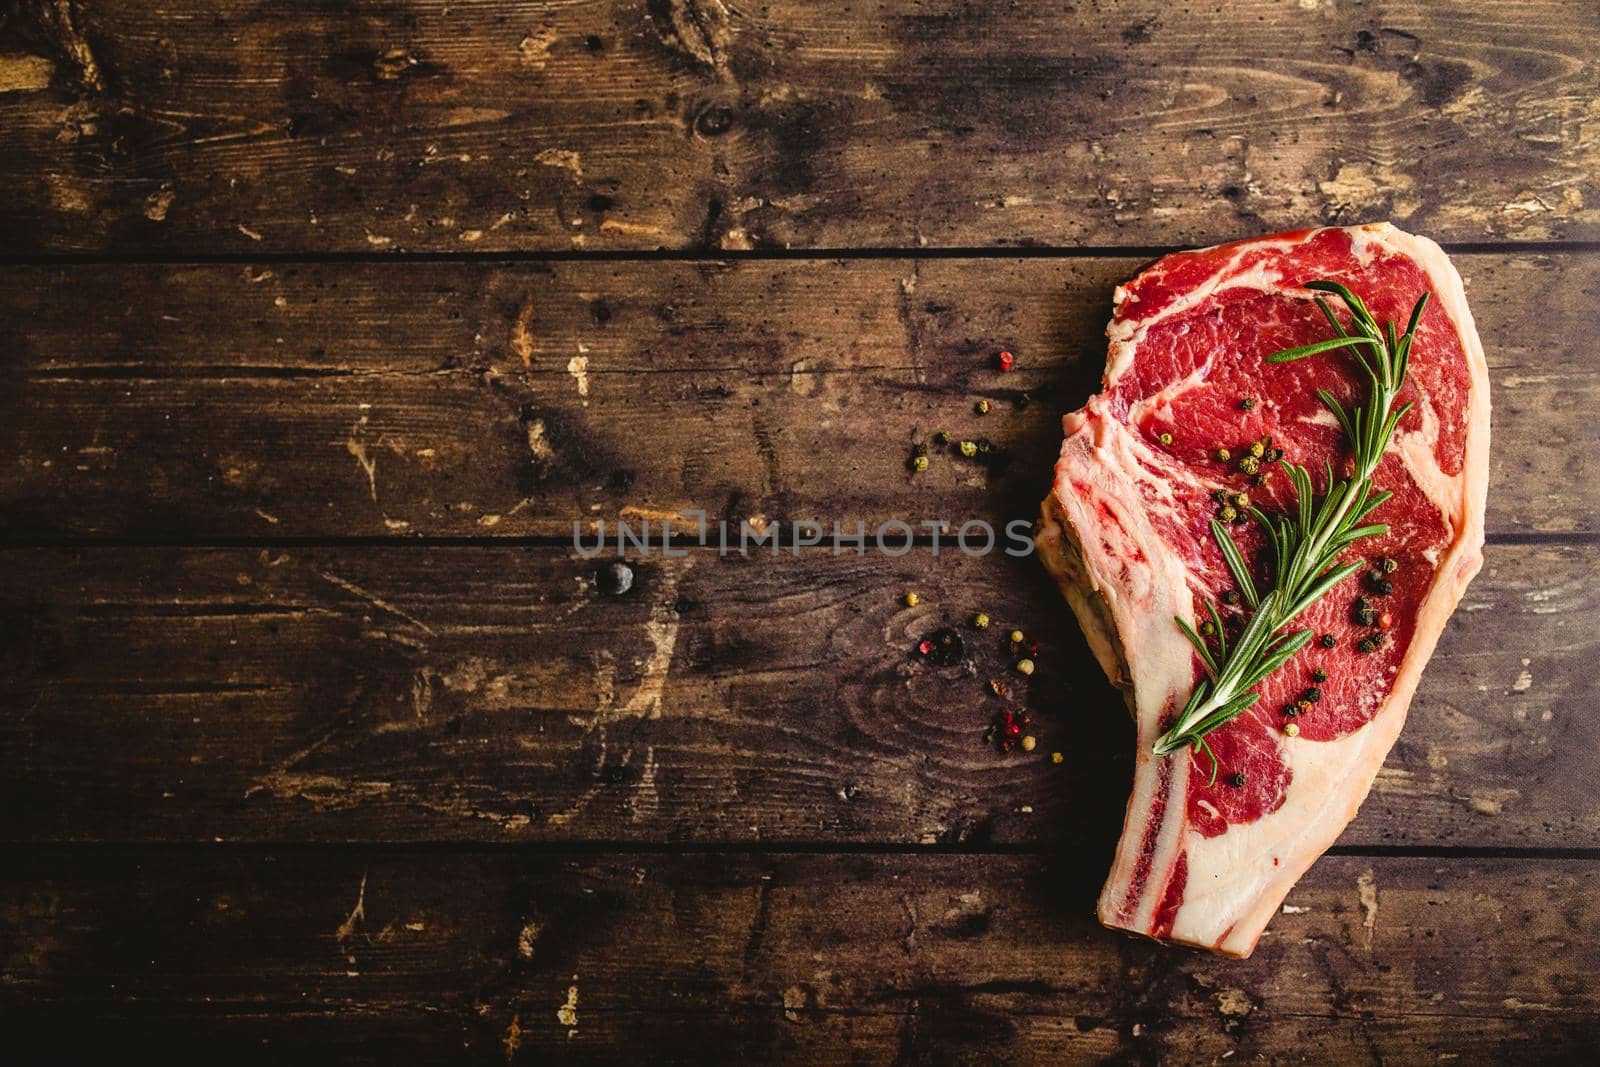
1037 224 1489 957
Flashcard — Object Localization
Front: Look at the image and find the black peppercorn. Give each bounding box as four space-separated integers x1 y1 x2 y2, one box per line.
1222 589 1241 606
1312 668 1328 683
1229 771 1247 787
1320 633 1337 648
596 561 634 596
1302 687 1323 704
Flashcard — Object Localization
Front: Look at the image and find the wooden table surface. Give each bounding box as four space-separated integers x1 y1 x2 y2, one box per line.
2 1 1597 1061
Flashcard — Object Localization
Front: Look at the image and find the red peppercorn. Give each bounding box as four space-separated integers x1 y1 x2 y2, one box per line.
997 350 1016 371
917 639 933 655
1003 721 1022 739
1378 611 1393 630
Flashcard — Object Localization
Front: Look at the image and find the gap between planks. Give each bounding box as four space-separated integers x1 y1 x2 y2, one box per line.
2 240 1600 268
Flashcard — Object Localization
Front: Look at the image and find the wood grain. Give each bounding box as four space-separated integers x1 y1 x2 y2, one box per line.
2 849 1596 1062
0 1 1594 253
2 541 1592 846
4 253 1595 540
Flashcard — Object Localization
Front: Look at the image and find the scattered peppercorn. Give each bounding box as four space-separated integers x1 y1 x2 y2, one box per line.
927 628 964 666
1229 771 1247 787
1233 492 1249 508
1021 735 1037 752
918 639 933 655
959 440 978 457
1357 636 1378 654
1158 432 1174 445
1352 596 1377 627
1215 447 1232 462
1199 620 1216 636
935 431 952 445
1237 455 1261 475
975 398 991 415
1282 704 1299 718
976 438 993 454
1312 668 1328 683
996 350 1015 371
1320 632 1337 648
1284 722 1301 737
1297 699 1313 712
1372 577 1394 596
1051 751 1064 765
1378 611 1393 630
1248 440 1266 459
1240 397 1257 411
1380 556 1399 574
1302 687 1323 704
1253 472 1270 487
1218 504 1238 523
596 561 635 596
904 591 919 607
911 454 929 473
1016 657 1035 676
1222 589 1241 606
1009 630 1024 644
972 612 990 629
1266 447 1283 463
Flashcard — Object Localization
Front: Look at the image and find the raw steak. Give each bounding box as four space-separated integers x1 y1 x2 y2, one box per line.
1037 223 1489 957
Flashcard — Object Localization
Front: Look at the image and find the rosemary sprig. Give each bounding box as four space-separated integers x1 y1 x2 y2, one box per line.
1152 281 1430 782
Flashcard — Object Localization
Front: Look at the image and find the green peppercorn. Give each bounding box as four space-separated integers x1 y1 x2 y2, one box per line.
1199 620 1216 636
1215 447 1231 462
972 612 990 629
1008 629 1024 644
1218 504 1238 523
1015 658 1035 676
1158 432 1174 445
959 440 978 458
975 399 991 415
1237 455 1261 475
904 591 919 607
1249 440 1266 459
911 454 929 473
1233 492 1249 508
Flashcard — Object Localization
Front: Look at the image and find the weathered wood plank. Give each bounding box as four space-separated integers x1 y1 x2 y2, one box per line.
0 1 1594 253
2 541 1593 845
4 253 1594 539
2 850 1596 1062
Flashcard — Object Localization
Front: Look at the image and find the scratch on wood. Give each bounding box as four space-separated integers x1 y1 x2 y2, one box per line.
503 1013 522 1063
345 417 379 502
567 348 590 405
0 53 54 93
335 869 367 942
1357 868 1378 950
511 296 536 368
646 0 732 69
320 570 438 636
534 148 582 180
557 979 579 1034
